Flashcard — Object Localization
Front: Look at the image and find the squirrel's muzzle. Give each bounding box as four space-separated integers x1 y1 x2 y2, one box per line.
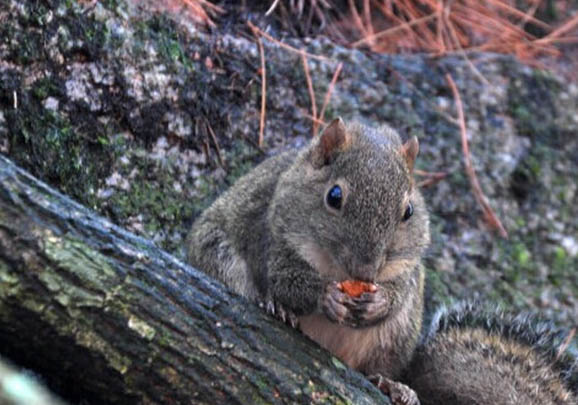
350 260 382 282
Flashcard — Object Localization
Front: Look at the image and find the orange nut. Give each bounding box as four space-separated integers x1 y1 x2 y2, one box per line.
338 280 377 298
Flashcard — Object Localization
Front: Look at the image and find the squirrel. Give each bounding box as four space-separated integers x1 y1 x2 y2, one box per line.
187 118 430 404
403 301 578 405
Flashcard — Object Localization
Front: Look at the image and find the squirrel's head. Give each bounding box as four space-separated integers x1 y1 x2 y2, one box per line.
270 118 430 283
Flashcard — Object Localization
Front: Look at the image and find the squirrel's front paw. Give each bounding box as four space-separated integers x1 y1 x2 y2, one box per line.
368 374 420 405
263 299 299 329
349 284 390 327
323 282 390 328
322 281 357 326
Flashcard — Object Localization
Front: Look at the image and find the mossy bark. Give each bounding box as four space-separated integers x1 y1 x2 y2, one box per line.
0 154 389 404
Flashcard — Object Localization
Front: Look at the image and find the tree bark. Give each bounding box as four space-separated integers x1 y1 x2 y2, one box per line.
0 154 390 404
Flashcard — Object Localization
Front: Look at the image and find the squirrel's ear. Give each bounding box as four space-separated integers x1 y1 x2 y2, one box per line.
311 118 351 168
401 136 419 173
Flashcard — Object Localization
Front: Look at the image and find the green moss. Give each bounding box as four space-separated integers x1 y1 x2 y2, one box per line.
513 243 531 268
330 357 347 371
549 246 575 285
514 217 526 228
496 238 534 284
12 32 44 65
162 37 194 72
6 106 115 206
102 137 262 255
134 14 195 72
448 169 468 189
31 78 60 101
507 68 561 142
42 232 118 287
424 268 453 315
104 154 218 253
0 259 23 299
0 0 131 207
101 0 121 10
512 105 530 123
225 140 261 185
248 376 277 405
510 147 549 202
554 246 566 266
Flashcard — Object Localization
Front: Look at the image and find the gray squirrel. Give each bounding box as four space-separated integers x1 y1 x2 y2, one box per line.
187 118 430 404
187 118 578 405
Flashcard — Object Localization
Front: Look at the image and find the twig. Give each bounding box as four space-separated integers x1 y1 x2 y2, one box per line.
195 0 224 13
415 169 448 178
202 138 210 164
265 0 281 16
536 36 578 45
445 12 490 86
436 1 446 53
348 0 368 40
536 13 578 44
362 0 374 46
446 73 508 238
238 131 266 156
515 0 543 31
247 21 333 63
299 109 328 127
394 0 439 49
206 120 225 168
351 14 437 48
369 0 433 51
485 0 551 31
257 36 266 148
248 22 267 148
416 169 448 188
318 62 343 124
182 0 217 28
301 52 318 137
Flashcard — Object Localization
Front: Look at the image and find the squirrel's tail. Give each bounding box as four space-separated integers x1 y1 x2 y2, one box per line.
404 301 578 405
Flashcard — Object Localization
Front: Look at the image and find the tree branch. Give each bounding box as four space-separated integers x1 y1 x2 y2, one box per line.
0 155 389 404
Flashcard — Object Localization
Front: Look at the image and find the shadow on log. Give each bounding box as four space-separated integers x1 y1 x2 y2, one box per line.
0 154 390 404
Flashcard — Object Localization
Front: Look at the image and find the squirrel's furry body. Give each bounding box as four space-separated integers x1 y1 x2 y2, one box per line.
405 301 578 405
298 264 423 373
188 151 296 301
186 119 578 405
187 119 429 393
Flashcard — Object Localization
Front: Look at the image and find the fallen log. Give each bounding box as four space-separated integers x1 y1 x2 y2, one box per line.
0 154 389 404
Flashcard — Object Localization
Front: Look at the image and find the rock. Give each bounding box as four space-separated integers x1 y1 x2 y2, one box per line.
0 0 576 326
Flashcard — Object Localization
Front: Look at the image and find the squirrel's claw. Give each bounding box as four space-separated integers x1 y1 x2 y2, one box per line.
263 299 299 329
368 374 420 405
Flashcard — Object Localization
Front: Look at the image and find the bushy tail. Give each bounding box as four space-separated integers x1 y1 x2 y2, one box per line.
404 301 578 405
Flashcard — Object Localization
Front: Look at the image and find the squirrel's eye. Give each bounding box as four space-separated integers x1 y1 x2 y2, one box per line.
326 185 343 210
403 202 413 221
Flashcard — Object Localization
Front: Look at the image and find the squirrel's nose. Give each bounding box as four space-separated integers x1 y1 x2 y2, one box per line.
353 261 380 282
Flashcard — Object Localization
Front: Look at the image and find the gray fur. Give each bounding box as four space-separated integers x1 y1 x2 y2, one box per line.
405 301 578 405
